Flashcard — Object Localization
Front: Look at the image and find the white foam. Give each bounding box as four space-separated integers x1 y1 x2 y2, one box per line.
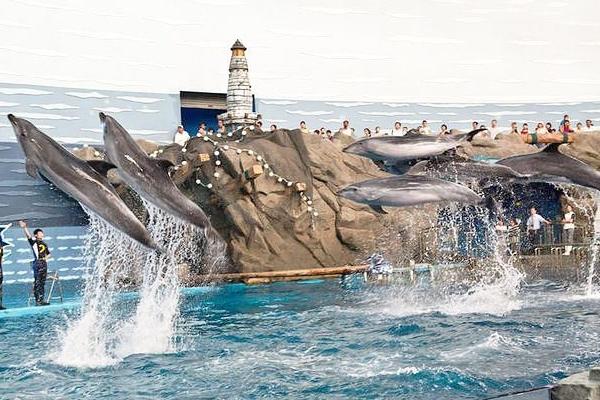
129 129 168 135
580 109 600 113
65 91 108 99
0 101 19 107
117 96 163 104
319 118 345 123
55 137 102 144
0 87 52 95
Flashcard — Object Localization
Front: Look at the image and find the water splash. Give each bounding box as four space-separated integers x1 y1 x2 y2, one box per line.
586 192 600 296
53 202 226 368
53 213 145 367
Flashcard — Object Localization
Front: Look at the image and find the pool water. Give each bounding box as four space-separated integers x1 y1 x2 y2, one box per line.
1 278 599 399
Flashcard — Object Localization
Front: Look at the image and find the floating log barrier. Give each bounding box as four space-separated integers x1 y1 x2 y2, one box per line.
187 265 369 285
523 132 574 144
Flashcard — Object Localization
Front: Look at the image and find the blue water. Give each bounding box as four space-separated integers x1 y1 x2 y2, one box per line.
0 278 598 399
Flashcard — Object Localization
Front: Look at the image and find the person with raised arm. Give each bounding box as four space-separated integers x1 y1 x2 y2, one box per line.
18 221 51 306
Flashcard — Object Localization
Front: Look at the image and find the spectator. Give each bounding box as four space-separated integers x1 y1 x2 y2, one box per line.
576 122 584 132
560 114 570 128
508 218 521 255
560 120 574 134
496 219 508 233
520 123 529 136
197 122 207 137
207 128 214 135
488 119 501 139
256 120 263 130
535 122 548 135
526 207 551 246
217 119 226 135
363 128 372 138
585 119 594 131
173 124 190 146
374 126 382 136
546 122 556 133
402 126 408 135
299 121 310 134
391 121 403 136
472 121 479 130
561 204 575 256
338 120 353 136
270 124 277 132
510 121 519 134
326 129 333 141
319 127 326 136
313 129 320 135
419 120 433 135
438 124 449 136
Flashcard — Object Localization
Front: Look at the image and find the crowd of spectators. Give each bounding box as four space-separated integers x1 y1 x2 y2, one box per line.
173 113 597 146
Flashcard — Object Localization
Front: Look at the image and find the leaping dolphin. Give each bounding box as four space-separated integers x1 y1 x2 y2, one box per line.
337 175 482 211
7 114 159 250
343 128 486 162
408 154 528 187
99 113 221 242
497 143 600 192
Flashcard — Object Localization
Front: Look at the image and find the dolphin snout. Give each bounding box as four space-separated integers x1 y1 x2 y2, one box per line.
7 114 17 125
98 112 107 122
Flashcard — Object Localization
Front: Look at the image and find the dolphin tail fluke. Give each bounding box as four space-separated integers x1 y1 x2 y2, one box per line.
464 128 487 142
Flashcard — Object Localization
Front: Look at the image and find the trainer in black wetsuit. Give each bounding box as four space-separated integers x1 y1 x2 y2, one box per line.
19 220 51 306
0 224 10 310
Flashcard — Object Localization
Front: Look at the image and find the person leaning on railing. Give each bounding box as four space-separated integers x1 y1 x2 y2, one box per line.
561 205 576 256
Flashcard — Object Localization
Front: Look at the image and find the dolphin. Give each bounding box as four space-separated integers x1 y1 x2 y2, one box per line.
99 113 221 242
497 143 600 192
408 154 528 187
337 175 482 211
343 128 486 162
7 114 158 250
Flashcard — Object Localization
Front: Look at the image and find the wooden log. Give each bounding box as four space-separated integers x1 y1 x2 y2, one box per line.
187 265 369 285
523 133 574 144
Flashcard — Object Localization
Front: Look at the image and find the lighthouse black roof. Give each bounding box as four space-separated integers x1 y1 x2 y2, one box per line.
231 39 246 51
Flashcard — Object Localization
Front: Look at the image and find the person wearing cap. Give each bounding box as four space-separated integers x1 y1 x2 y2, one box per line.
173 124 190 146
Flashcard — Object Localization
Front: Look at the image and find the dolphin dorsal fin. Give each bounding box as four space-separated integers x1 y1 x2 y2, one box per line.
155 158 175 171
87 160 117 177
25 159 38 178
542 143 561 153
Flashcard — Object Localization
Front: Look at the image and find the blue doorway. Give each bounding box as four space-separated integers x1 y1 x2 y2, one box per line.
180 107 226 136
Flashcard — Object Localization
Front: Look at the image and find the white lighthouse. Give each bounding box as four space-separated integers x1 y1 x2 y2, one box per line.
218 39 258 128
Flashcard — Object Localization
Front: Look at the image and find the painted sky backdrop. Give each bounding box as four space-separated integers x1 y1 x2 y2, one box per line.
1 0 599 103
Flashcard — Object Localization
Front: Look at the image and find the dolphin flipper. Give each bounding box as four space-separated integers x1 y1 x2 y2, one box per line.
369 205 388 214
87 160 117 177
25 158 38 178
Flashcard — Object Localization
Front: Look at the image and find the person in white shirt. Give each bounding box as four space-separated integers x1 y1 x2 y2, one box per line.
488 119 502 140
173 125 190 146
390 121 404 136
419 120 433 135
374 126 382 136
561 205 575 255
338 120 353 136
526 207 550 246
583 119 594 132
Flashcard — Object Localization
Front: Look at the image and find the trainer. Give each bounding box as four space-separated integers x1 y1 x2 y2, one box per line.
18 221 51 306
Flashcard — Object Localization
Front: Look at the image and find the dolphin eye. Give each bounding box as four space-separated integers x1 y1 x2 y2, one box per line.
349 186 358 191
